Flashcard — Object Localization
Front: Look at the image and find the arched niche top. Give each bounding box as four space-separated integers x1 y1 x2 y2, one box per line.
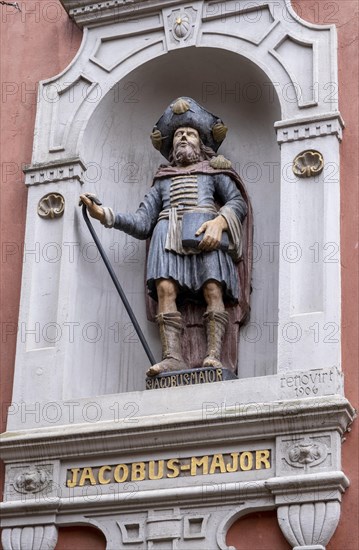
32 0 340 165
80 45 282 166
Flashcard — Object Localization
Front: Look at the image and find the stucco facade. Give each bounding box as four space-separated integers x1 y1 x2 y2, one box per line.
0 1 357 548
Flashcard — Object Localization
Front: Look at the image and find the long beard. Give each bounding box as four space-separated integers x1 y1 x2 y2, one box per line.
173 143 201 166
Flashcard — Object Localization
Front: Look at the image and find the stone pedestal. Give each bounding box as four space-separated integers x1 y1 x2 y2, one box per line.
146 367 237 390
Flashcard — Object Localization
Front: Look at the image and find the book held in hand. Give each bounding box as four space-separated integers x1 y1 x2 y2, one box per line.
182 212 229 251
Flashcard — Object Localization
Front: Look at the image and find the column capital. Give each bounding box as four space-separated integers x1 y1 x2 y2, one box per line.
24 158 86 186
275 112 344 144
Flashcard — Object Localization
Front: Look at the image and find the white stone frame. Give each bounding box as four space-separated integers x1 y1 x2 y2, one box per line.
1 2 352 549
13 0 342 406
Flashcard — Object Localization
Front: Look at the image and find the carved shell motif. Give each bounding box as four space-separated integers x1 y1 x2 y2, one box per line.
38 193 65 219
171 97 191 115
210 155 232 170
173 14 191 39
212 121 228 143
151 128 163 150
293 150 324 177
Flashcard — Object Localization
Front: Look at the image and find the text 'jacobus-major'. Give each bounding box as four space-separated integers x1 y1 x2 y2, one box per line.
66 449 271 487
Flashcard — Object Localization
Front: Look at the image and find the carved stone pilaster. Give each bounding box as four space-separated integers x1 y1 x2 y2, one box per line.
1 525 58 550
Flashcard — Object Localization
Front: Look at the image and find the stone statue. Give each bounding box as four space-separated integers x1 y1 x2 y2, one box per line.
80 97 252 378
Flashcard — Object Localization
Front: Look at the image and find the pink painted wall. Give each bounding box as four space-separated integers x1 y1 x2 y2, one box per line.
0 1 357 549
227 511 290 549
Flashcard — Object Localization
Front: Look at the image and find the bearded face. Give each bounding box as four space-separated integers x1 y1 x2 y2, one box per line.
172 127 201 166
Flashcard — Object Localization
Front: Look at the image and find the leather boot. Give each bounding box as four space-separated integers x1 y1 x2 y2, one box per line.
146 312 188 377
202 311 229 369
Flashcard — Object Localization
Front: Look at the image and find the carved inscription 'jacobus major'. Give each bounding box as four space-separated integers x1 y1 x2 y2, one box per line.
67 450 271 487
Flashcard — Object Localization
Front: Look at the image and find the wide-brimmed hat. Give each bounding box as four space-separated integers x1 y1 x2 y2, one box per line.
151 97 228 160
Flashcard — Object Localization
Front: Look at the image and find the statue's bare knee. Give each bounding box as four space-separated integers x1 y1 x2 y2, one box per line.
156 278 178 313
203 280 225 312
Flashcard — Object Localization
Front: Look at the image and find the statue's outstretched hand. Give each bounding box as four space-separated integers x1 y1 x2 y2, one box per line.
196 215 228 252
79 193 106 223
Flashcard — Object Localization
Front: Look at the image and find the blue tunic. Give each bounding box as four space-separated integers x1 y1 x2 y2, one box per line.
114 172 247 304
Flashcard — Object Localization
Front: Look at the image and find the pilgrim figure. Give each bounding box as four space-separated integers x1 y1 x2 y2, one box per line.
80 97 252 377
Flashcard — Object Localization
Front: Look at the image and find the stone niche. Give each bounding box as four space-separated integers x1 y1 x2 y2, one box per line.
0 1 355 550
76 46 281 396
